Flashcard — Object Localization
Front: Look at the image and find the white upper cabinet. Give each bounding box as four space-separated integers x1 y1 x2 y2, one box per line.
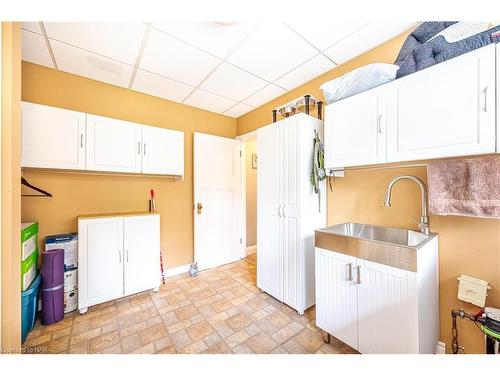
86 114 143 173
21 102 86 170
325 86 386 168
387 43 496 162
142 125 184 176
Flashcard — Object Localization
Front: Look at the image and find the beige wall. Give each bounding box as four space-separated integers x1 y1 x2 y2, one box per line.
21 62 237 269
1 22 21 352
245 139 257 247
237 30 500 354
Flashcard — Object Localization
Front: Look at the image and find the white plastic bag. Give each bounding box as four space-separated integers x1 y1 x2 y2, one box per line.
320 63 399 104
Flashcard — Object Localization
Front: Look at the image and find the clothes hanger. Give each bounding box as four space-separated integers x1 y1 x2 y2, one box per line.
21 176 52 197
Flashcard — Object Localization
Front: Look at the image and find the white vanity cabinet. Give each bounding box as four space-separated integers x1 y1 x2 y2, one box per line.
86 114 143 173
315 239 439 354
387 43 496 162
21 102 86 170
78 212 160 313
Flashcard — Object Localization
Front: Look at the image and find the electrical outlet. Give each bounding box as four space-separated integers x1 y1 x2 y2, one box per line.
435 341 446 354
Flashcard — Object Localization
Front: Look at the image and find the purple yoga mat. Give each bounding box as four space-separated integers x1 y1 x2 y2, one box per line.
41 249 65 325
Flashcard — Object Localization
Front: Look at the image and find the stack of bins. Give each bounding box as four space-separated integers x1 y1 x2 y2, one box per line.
21 222 40 342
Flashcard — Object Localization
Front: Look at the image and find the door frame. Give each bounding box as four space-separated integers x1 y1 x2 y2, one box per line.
236 130 258 257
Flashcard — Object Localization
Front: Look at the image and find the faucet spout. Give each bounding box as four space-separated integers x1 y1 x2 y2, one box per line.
383 175 429 235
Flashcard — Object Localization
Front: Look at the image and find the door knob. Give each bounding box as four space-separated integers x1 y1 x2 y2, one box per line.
196 203 203 215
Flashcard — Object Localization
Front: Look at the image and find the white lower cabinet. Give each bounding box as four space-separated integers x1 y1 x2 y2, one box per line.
315 247 437 353
78 213 160 313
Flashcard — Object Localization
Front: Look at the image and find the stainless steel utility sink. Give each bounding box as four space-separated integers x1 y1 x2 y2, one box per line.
315 222 438 272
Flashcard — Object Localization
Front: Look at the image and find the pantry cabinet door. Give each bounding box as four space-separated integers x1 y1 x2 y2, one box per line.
21 102 86 170
142 125 184 176
78 218 124 309
124 215 160 295
387 44 496 162
324 87 386 168
356 259 419 354
86 114 142 173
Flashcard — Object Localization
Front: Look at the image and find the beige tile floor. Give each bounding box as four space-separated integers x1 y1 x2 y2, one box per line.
23 258 357 354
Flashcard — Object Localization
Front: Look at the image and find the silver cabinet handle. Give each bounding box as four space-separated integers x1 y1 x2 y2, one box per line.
119 250 122 264
143 143 147 155
483 86 488 112
278 204 282 217
137 142 141 155
377 114 382 134
126 249 129 263
356 265 362 284
346 263 353 281
282 204 286 218
80 134 84 148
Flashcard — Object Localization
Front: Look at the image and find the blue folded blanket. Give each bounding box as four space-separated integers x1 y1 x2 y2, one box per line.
396 22 500 79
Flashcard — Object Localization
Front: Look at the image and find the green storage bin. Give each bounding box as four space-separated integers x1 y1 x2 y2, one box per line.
21 222 38 262
21 247 38 291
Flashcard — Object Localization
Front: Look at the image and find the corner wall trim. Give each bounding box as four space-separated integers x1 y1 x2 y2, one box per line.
245 245 257 256
164 264 191 278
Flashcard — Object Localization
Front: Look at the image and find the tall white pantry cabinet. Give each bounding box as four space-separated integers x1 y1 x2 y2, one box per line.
257 113 326 315
78 212 161 314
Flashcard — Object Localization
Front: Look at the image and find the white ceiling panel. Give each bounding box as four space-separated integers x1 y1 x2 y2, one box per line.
285 20 368 51
132 69 194 103
140 28 220 86
44 22 145 65
227 22 317 82
153 21 257 58
201 63 267 101
184 89 236 114
224 103 254 118
324 22 415 64
243 84 287 108
50 40 133 88
22 30 54 68
275 54 335 90
22 22 42 34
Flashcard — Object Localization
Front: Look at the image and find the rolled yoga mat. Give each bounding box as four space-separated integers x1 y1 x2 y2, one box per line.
41 249 65 325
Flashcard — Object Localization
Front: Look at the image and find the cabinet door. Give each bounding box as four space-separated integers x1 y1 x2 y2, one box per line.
21 102 86 170
124 215 160 295
257 122 283 301
86 114 142 173
142 125 184 176
387 44 496 162
315 248 358 349
324 87 386 168
282 117 300 310
78 218 124 308
357 259 419 353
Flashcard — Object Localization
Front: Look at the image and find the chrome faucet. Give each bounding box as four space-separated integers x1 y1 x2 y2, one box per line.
383 175 430 235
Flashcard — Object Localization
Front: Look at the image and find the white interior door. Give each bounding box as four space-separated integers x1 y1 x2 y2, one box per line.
124 215 160 295
194 132 243 271
257 122 283 301
86 114 142 173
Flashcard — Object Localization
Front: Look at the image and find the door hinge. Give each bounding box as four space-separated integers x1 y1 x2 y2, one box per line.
239 150 242 157
239 238 242 244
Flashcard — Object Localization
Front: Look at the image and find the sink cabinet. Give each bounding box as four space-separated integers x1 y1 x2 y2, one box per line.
315 235 439 354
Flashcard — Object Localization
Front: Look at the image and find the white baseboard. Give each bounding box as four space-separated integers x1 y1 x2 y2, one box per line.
435 341 446 354
164 263 191 278
245 245 257 256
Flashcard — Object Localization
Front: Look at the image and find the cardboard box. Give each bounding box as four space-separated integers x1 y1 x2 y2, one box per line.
21 250 38 291
21 222 38 262
64 269 78 292
64 288 78 313
45 233 78 271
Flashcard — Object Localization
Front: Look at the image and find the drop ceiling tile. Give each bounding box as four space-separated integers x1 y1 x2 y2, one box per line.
224 103 254 118
184 89 236 114
285 20 367 51
243 84 287 108
275 54 335 90
140 28 220 86
227 22 317 82
153 21 257 58
132 69 194 103
22 22 42 34
50 39 133 88
44 22 145 65
22 30 54 68
200 63 267 101
324 22 415 64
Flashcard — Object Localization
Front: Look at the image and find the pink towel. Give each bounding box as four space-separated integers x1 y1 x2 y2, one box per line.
428 156 500 218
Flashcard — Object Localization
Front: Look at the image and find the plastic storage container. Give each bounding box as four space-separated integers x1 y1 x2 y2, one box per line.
21 273 41 343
